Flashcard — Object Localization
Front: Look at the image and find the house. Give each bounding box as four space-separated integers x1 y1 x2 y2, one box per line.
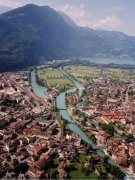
20 138 28 145
26 136 36 144
132 163 135 174
0 120 9 129
116 156 128 167
28 166 44 177
5 143 16 153
97 135 106 147
36 156 47 170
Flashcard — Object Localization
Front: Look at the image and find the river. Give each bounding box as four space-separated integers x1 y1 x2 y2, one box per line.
31 71 48 98
31 69 129 177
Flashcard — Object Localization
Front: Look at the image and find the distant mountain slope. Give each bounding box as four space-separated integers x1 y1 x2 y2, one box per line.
0 4 135 72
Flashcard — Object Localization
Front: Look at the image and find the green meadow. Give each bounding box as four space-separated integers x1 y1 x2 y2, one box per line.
37 68 74 88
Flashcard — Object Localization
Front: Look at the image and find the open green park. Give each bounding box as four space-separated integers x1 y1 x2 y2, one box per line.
64 65 135 82
104 67 135 81
64 65 101 82
37 68 74 88
69 153 98 179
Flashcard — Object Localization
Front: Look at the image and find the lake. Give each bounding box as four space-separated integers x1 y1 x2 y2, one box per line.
79 57 135 65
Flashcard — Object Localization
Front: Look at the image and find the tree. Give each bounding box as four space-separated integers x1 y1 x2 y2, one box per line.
92 123 96 128
85 169 90 176
100 123 114 136
103 155 108 164
13 159 19 167
52 127 58 135
14 162 29 176
126 133 133 139
96 162 107 177
50 169 58 178
89 156 94 170
105 163 125 179
0 135 3 140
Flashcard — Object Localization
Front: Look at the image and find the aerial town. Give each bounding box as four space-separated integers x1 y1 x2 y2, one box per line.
66 66 135 176
0 63 134 179
0 0 135 179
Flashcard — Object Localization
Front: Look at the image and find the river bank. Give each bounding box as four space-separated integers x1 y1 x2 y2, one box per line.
31 69 129 178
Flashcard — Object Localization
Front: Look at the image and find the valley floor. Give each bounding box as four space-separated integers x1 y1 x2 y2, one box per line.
0 62 134 178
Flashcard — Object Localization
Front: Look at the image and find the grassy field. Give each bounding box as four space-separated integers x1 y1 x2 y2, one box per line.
69 153 98 178
69 164 98 178
65 65 135 82
38 68 62 78
65 65 100 82
104 68 135 81
37 68 74 88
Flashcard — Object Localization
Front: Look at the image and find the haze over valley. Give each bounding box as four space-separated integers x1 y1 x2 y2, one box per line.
0 4 135 72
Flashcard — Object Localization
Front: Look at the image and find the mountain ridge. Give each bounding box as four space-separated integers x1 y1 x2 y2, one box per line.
0 5 12 14
0 4 135 72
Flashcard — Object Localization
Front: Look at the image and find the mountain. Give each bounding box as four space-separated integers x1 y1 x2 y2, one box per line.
0 6 12 14
0 4 135 72
58 11 77 28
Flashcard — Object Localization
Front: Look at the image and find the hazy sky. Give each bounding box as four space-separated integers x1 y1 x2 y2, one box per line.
0 0 134 36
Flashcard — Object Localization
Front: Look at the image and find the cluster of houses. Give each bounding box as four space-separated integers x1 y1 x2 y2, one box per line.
66 73 135 176
85 79 134 175
88 126 135 175
0 71 86 178
0 72 54 177
66 91 79 114
27 132 82 178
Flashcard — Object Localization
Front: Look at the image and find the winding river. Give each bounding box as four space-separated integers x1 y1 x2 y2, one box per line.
31 69 128 177
31 71 48 98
